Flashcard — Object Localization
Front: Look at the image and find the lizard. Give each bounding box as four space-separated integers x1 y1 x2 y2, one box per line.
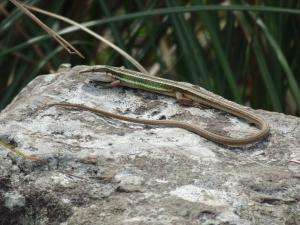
47 65 270 147
1 65 270 160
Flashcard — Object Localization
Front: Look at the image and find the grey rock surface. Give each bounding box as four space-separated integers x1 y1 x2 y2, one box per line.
0 65 299 225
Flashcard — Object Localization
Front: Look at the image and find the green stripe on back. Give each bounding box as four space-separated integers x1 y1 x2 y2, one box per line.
117 74 173 93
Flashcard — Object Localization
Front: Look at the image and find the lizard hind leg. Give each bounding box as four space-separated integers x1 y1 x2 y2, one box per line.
92 79 121 89
175 91 208 108
105 80 121 88
175 91 194 106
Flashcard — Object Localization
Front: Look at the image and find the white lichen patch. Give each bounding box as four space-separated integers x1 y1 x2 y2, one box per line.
224 117 258 138
155 179 169 184
170 184 228 206
51 173 73 187
34 172 75 189
4 191 25 210
144 128 219 162
185 106 215 118
114 171 145 192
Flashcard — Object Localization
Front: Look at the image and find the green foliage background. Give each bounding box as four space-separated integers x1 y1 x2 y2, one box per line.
0 0 300 115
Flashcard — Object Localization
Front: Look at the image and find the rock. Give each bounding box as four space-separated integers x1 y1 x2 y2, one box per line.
0 65 299 225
